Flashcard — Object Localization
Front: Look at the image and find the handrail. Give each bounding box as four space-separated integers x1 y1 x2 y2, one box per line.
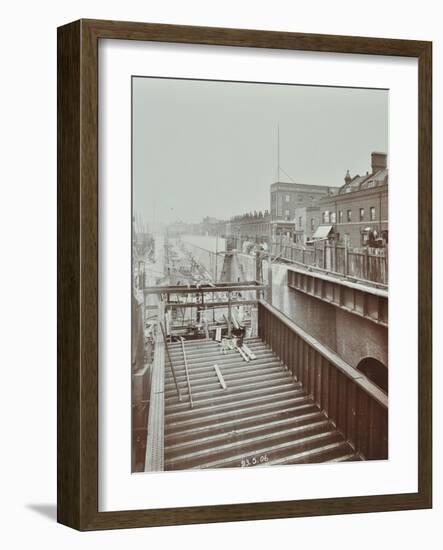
159 322 182 402
180 338 193 409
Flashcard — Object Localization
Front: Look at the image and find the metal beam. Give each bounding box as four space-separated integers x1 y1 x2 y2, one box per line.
143 283 266 295
287 269 388 327
286 264 388 294
165 299 257 309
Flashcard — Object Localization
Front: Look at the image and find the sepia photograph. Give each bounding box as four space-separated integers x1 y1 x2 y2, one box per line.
131 76 389 473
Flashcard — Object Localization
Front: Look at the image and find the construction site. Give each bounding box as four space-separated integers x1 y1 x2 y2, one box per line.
132 226 388 472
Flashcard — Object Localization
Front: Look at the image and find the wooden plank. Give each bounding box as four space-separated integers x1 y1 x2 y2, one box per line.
214 364 227 390
236 344 250 362
231 310 240 329
242 344 256 360
145 328 165 471
180 338 193 409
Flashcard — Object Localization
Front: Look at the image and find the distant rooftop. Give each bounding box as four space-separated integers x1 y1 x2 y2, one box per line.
339 169 388 195
339 152 388 195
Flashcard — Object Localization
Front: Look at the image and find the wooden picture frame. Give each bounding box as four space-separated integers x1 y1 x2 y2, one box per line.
57 19 432 530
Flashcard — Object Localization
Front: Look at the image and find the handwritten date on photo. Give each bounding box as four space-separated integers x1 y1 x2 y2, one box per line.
240 454 269 467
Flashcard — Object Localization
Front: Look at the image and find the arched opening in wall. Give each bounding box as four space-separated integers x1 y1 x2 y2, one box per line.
357 357 388 394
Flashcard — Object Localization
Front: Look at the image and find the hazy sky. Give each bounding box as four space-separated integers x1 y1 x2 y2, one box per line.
133 77 388 225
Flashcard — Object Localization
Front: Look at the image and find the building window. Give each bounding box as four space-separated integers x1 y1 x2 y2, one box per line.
359 208 365 221
322 211 330 223
285 194 290 202
330 212 336 223
310 218 315 231
298 216 302 228
338 210 343 223
347 209 352 222
285 209 290 219
370 206 376 221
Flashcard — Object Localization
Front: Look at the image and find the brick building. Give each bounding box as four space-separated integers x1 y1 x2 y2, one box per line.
270 181 332 239
316 152 388 248
228 210 271 243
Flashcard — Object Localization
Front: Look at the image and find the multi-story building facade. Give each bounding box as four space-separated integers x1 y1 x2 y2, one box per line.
270 181 332 239
316 152 388 248
228 210 271 243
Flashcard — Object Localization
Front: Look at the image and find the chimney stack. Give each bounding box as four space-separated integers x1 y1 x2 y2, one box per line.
371 152 387 174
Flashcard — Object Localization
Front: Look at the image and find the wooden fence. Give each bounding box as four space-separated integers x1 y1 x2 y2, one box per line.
271 241 388 285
